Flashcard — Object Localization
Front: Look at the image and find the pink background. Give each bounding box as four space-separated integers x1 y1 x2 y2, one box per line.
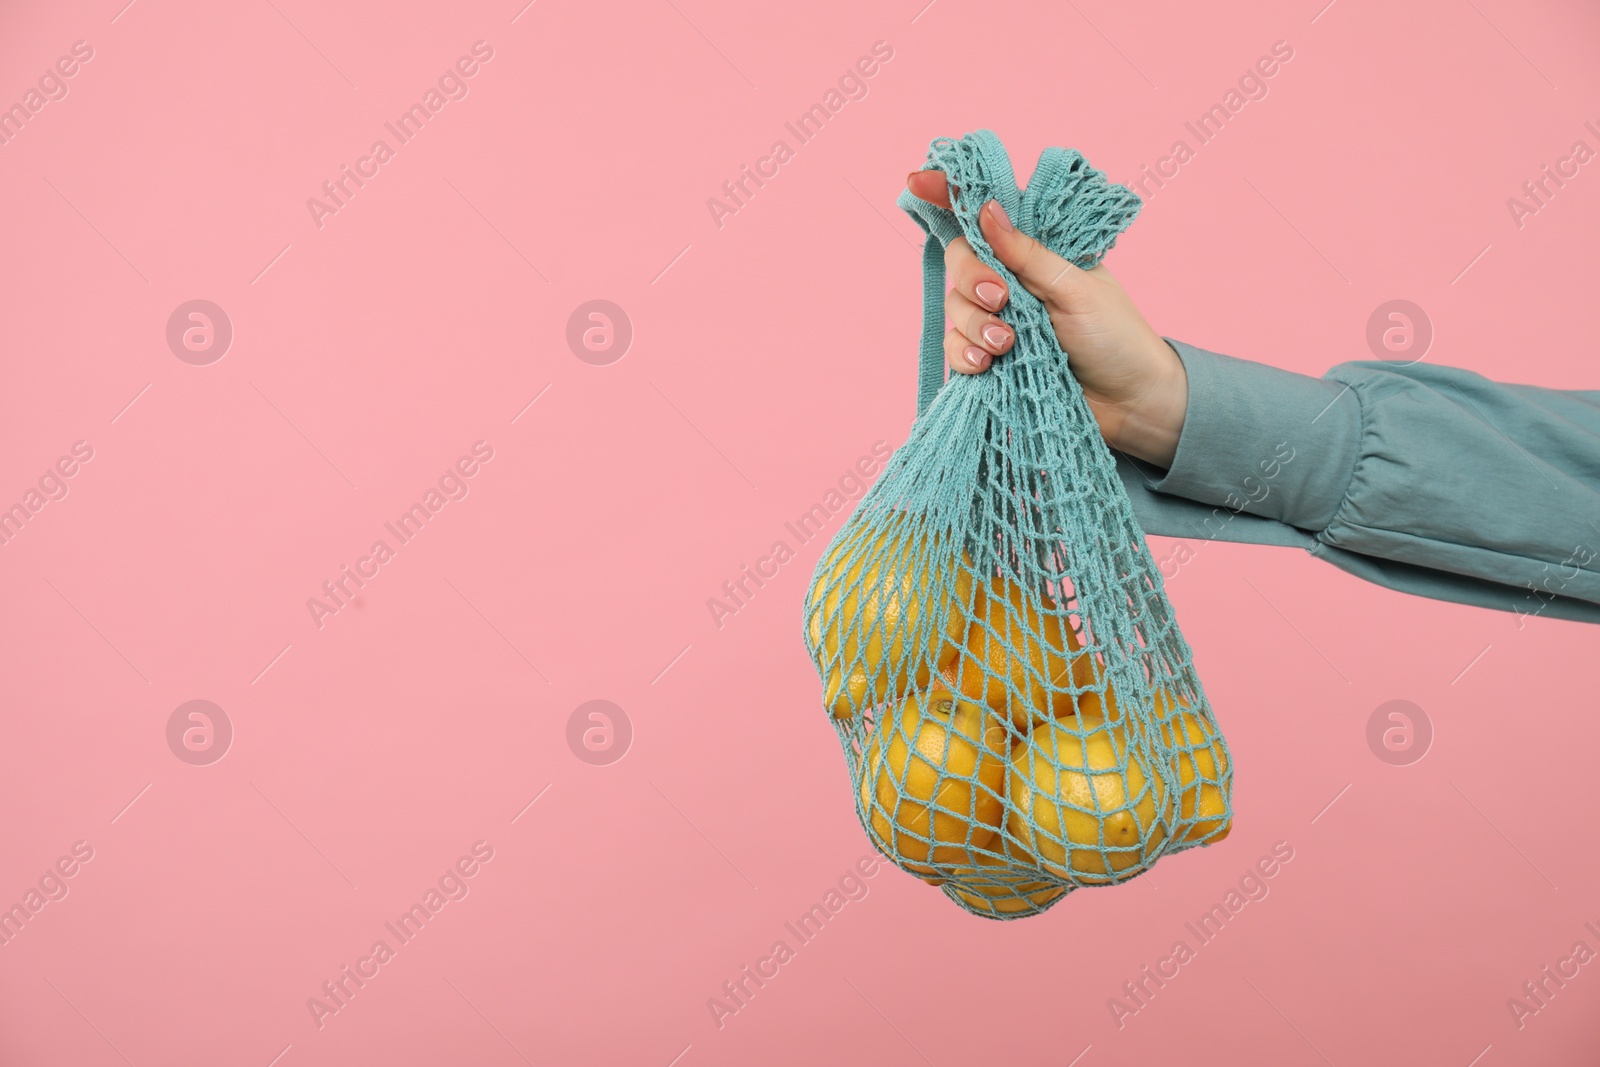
2 0 1598 1064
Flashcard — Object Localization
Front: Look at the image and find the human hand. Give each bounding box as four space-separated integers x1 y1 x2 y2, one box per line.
907 170 1187 468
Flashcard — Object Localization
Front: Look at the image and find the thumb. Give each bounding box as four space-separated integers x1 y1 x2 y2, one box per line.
977 199 1082 305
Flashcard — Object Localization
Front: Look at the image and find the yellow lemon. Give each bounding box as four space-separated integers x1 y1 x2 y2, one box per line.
1157 693 1231 844
805 516 974 718
858 686 1008 875
949 577 1100 727
1006 712 1167 884
1073 684 1120 723
945 839 1068 918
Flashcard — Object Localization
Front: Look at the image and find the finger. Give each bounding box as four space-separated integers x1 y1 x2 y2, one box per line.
945 326 992 375
906 170 953 208
976 199 1084 306
945 236 1010 314
946 287 1013 356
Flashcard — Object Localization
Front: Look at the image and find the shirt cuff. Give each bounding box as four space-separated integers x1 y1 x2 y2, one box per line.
1143 339 1363 532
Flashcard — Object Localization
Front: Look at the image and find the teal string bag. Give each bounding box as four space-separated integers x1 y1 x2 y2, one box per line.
802 131 1234 920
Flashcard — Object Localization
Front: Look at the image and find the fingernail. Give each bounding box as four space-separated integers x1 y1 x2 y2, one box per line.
963 345 988 369
975 281 1006 310
982 322 1010 348
987 200 1013 231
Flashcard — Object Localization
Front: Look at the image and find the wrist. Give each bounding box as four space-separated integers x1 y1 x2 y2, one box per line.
1104 336 1188 468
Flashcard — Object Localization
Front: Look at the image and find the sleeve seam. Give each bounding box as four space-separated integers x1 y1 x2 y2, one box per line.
1314 371 1369 538
1321 516 1600 576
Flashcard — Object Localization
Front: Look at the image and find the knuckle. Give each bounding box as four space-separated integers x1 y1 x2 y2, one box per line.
944 256 966 289
944 332 972 372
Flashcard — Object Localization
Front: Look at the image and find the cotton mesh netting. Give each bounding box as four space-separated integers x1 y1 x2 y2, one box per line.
802 131 1233 920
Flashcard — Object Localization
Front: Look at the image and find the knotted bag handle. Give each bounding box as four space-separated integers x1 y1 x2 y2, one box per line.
896 130 1143 416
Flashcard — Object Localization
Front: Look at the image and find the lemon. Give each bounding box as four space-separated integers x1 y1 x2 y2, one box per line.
1157 693 1231 844
948 576 1100 727
944 838 1068 918
1006 711 1167 884
805 516 974 719
857 686 1008 874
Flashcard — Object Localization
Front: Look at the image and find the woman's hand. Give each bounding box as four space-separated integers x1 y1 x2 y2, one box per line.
907 170 1188 468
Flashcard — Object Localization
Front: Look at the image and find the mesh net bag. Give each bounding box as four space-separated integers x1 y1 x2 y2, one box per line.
802 130 1233 920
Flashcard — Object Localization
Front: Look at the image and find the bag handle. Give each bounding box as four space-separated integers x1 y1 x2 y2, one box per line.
912 230 949 415
898 130 1024 416
897 131 1142 417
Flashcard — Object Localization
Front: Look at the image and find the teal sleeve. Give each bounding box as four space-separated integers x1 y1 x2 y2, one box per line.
1114 339 1600 624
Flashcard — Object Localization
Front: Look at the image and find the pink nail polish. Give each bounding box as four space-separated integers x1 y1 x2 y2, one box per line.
964 345 987 368
975 281 1005 310
982 322 1009 348
988 200 1013 231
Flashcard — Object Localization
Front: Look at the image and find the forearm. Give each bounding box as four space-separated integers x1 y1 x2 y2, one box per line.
1140 339 1600 611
